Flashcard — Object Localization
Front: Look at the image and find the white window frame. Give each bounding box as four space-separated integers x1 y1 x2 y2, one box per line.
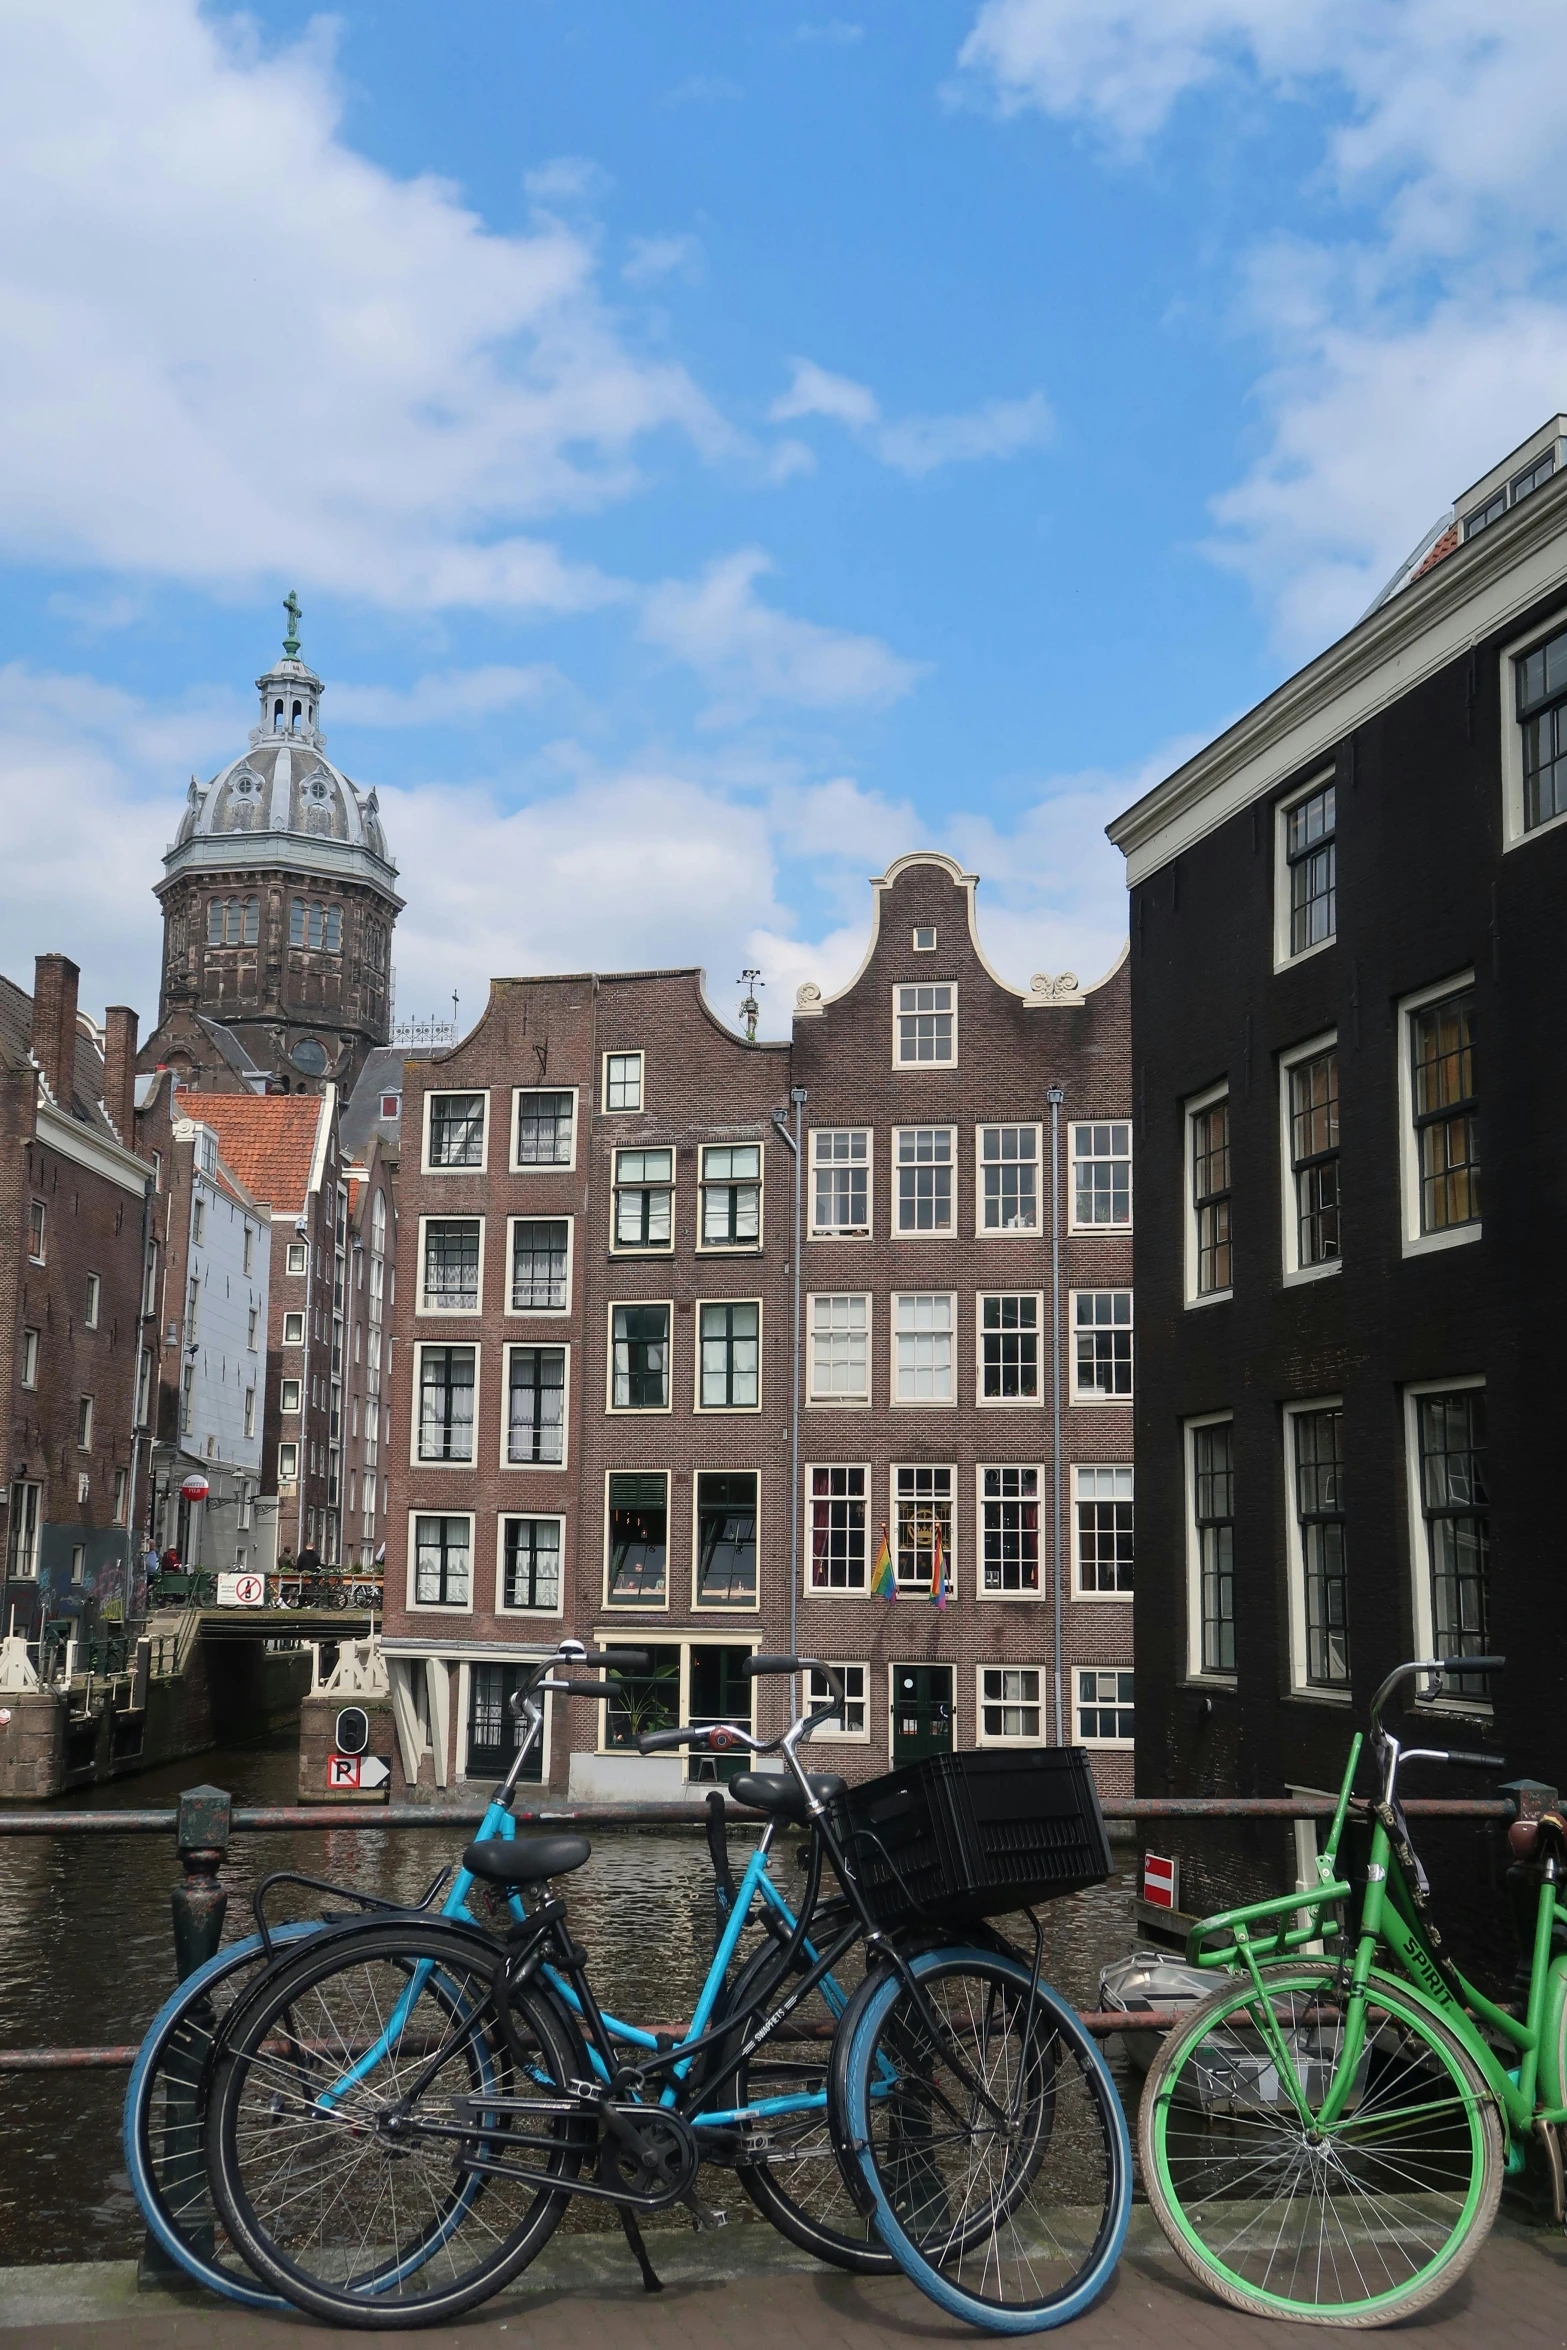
280 1378 302 1415
1184 1410 1237 1685
975 1663 1047 1747
500 1340 571 1473
1278 1030 1341 1286
456 1666 555 1784
1184 1080 1233 1308
892 1124 958 1237
892 981 957 1069
806 1291 871 1406
1501 602 1567 850
610 1145 676 1257
282 1311 305 1346
693 1298 763 1415
696 1141 765 1253
891 1290 958 1406
1282 1395 1351 1701
602 1468 672 1613
409 1339 481 1468
591 1636 760 1763
602 1050 644 1115
285 1241 307 1276
416 1212 487 1317
277 1441 299 1483
509 1084 578 1174
1070 1288 1133 1405
422 1088 490 1176
405 1508 476 1615
606 1299 674 1415
975 1462 1044 1602
974 1291 1044 1407
912 925 937 952
690 1466 762 1613
77 1394 94 1451
1074 1665 1136 1750
1396 972 1481 1259
1071 1463 1135 1602
806 1661 870 1741
495 1511 566 1619
975 1122 1043 1237
505 1214 574 1318
891 1462 955 1595
1273 769 1338 970
808 1127 873 1239
21 1328 38 1390
804 1462 872 1597
1401 1374 1489 1711
84 1272 101 1330
1068 1121 1133 1234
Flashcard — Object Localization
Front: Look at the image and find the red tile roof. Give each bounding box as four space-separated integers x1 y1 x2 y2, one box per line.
1411 522 1460 582
181 1093 326 1214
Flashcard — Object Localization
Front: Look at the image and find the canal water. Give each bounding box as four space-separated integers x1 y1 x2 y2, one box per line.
0 1737 1142 2264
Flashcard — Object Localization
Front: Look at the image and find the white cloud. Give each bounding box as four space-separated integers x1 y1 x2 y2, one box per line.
640 550 923 718
956 0 1567 650
0 2 725 613
771 357 1053 475
329 665 565 728
622 233 705 286
523 155 613 204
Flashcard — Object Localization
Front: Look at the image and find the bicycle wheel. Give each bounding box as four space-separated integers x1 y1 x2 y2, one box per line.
840 1945 1130 2333
713 1934 893 2274
124 1924 320 2307
1141 1963 1502 2326
207 1920 587 2328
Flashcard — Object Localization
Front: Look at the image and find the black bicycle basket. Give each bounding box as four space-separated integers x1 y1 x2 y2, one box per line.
825 1747 1112 1930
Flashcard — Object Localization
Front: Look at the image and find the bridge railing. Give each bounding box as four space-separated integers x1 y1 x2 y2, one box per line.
0 1784 1532 2072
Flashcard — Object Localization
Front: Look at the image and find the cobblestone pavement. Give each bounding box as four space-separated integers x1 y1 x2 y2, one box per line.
3 2220 1566 2350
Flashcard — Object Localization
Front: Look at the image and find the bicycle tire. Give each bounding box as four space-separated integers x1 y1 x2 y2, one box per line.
124 1924 320 2307
840 1945 1130 2334
710 1935 893 2273
207 1919 587 2328
1140 1961 1503 2327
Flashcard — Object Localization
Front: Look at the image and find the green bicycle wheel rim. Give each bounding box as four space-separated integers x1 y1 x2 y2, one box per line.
1149 1968 1493 2321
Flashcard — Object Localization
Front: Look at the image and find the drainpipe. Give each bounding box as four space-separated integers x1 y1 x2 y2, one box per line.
296 1218 311 1556
1047 1085 1065 1747
123 1174 154 1616
771 1087 807 1718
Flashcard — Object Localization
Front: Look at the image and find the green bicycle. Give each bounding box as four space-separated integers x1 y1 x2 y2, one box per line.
1142 1653 1567 2327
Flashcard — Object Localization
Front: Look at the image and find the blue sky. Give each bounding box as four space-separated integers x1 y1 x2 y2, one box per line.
2 1 1563 1036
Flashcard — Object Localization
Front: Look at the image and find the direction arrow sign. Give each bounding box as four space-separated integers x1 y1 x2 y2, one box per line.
358 1755 390 1789
328 1752 390 1791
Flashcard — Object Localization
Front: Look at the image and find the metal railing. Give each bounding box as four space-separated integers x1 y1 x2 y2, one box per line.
0 1786 1526 2073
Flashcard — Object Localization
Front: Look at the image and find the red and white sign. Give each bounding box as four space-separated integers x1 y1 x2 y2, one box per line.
180 1474 211 1503
218 1572 264 1607
328 1753 390 1790
1143 1853 1180 1912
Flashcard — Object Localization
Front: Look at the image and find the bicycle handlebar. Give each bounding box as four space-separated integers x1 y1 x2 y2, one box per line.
635 1723 757 1755
742 1654 846 1709
1404 1746 1509 1771
1368 1655 1507 1737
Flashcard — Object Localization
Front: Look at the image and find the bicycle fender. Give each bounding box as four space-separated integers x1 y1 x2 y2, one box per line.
1540 1954 1567 2110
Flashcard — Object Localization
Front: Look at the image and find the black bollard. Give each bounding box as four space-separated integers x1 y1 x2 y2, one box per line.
138 1785 232 2288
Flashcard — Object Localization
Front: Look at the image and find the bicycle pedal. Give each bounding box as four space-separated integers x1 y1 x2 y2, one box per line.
688 2204 728 2232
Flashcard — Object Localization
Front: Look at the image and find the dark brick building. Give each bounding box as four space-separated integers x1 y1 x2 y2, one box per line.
1 957 152 1639
378 853 1133 1800
1107 416 1567 1923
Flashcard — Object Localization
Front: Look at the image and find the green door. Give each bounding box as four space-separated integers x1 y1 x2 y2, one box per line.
891 1665 954 1765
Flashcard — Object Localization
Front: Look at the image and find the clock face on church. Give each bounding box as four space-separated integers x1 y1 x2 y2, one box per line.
291 1038 329 1076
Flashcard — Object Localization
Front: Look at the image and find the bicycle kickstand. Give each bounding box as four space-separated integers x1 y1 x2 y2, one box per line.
617 2205 664 2294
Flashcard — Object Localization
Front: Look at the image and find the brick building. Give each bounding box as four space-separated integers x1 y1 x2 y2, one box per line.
146 602 402 1100
2 957 152 1639
379 853 1133 1800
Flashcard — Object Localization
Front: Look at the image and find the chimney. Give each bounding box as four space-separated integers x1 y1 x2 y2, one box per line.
103 1004 138 1143
33 954 80 1112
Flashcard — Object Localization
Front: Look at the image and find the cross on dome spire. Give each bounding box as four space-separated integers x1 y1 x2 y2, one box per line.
282 589 303 660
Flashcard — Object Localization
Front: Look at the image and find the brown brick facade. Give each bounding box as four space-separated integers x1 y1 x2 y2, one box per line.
379 855 1133 1801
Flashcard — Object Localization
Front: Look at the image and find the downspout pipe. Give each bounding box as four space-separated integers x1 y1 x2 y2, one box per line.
1047 1085 1065 1747
771 1087 807 1719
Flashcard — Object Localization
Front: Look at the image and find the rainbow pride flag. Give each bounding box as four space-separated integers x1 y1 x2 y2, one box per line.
871 1524 895 1598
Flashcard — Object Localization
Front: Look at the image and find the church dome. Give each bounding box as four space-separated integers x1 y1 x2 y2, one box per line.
172 599 393 871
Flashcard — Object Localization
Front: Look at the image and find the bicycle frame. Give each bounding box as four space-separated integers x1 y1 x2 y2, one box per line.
1185 1675 1567 2153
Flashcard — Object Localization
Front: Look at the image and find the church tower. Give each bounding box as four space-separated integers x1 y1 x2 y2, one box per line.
151 598 403 1094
